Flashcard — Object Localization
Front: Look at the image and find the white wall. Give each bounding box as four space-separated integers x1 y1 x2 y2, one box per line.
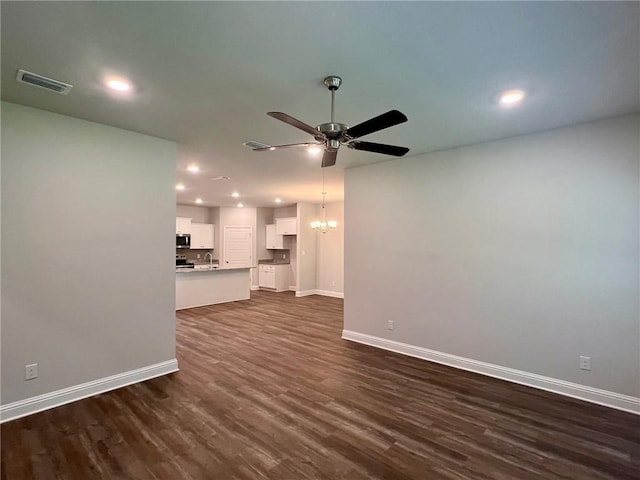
344 114 639 400
316 202 344 295
1 102 177 406
296 203 319 294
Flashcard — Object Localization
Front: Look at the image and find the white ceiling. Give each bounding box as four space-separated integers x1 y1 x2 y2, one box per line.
2 2 638 208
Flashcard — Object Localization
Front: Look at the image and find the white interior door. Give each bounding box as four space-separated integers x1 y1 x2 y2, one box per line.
223 225 252 268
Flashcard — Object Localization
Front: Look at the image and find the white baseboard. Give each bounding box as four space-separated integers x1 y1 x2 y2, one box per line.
0 359 179 423
295 289 316 297
314 289 344 299
295 289 344 299
342 331 640 415
250 285 260 291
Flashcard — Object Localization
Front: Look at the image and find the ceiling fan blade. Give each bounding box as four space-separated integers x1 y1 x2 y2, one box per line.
345 110 408 139
267 112 319 136
252 142 319 151
347 141 409 157
321 149 338 168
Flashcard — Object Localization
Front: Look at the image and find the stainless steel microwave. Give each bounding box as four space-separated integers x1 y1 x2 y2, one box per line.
176 234 191 249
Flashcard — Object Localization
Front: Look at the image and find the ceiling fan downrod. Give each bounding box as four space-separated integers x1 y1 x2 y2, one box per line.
317 76 347 145
323 75 342 123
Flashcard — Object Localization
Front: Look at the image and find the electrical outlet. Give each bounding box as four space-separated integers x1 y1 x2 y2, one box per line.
387 320 394 330
579 356 591 371
25 363 38 380
197 254 201 259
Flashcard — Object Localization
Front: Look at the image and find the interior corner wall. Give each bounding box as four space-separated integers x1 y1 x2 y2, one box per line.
210 207 221 254
255 207 275 288
296 203 319 293
273 205 297 219
316 202 344 295
176 204 210 224
1 102 177 407
344 114 640 400
256 207 274 262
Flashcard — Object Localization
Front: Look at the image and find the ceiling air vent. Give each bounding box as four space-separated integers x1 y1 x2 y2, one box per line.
242 140 271 150
16 69 73 94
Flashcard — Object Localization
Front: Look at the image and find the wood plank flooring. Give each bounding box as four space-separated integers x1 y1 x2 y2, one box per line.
2 290 639 479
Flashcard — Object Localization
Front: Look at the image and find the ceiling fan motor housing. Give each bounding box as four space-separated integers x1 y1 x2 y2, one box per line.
317 122 348 139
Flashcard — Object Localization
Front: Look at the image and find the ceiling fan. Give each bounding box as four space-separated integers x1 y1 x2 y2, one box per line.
253 75 409 167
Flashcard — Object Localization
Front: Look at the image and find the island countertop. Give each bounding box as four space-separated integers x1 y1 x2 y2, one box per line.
176 264 219 273
176 265 255 273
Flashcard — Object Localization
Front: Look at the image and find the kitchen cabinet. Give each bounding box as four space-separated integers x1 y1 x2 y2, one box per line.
176 217 192 235
276 217 297 235
265 224 284 249
258 264 289 292
190 223 214 249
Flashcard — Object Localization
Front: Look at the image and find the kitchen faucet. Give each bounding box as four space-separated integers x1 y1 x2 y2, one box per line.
204 252 213 267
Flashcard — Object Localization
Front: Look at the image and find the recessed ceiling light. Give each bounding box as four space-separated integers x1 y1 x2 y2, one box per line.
175 183 185 191
307 145 322 154
232 192 240 198
275 198 282 203
269 147 276 151
499 89 525 107
187 164 200 173
105 78 132 92
237 202 244 208
195 198 203 204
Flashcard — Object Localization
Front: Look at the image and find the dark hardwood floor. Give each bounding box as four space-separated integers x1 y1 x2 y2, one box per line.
2 290 639 479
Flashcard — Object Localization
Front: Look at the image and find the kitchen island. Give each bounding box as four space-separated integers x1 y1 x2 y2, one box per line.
176 266 251 310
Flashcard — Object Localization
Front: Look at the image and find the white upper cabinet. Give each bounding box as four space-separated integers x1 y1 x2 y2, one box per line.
265 224 284 249
276 217 297 235
190 223 214 249
176 217 192 235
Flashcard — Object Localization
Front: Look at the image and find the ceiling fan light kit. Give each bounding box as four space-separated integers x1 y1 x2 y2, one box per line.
253 75 409 167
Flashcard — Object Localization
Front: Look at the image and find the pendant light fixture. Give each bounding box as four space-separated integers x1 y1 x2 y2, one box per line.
311 171 337 234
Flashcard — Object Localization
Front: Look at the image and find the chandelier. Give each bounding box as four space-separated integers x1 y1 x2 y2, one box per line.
311 172 337 234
